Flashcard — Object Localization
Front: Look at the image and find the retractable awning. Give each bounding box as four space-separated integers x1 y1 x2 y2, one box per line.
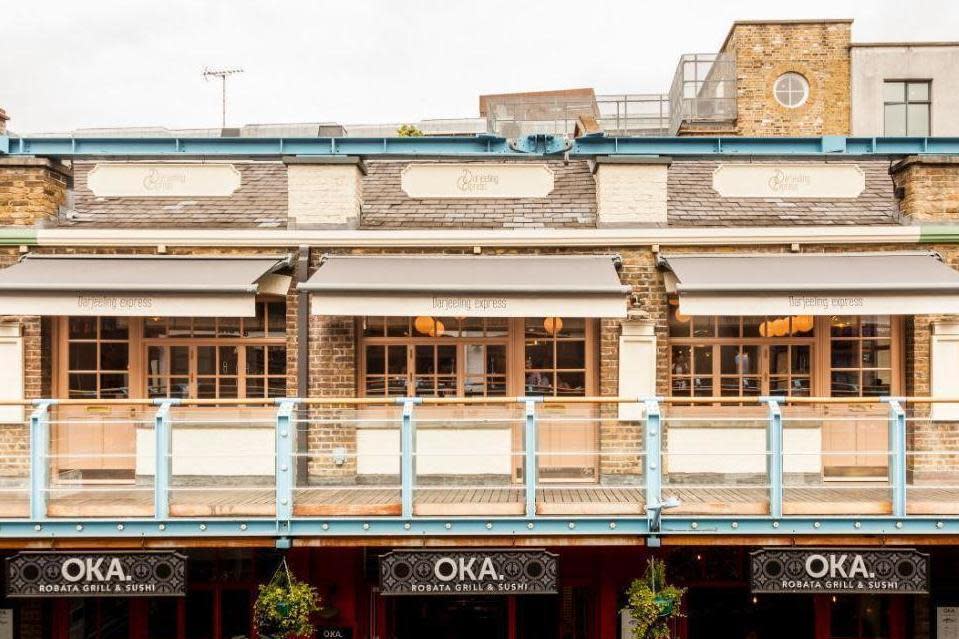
660 251 959 316
0 255 291 317
300 254 631 318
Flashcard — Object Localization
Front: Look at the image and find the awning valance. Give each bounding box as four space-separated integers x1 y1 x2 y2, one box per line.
660 251 959 316
300 254 630 318
0 255 291 317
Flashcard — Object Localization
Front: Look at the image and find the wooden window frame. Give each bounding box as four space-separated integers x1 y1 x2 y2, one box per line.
826 315 902 399
58 317 141 400
356 317 599 398
523 317 594 398
666 315 904 400
54 300 288 401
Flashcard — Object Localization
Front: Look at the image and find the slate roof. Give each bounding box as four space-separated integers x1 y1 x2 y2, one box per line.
359 159 597 229
62 157 901 229
65 161 287 228
667 159 901 226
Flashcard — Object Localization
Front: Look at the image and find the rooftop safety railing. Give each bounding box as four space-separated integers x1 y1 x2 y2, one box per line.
668 53 737 134
1 396 958 538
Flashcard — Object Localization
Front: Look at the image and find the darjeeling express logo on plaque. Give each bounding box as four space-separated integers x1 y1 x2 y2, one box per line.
751 548 928 594
380 549 558 595
712 163 866 199
400 163 555 199
5 551 187 597
87 163 242 197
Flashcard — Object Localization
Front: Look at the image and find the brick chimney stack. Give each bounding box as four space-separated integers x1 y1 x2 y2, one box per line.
0 108 8 135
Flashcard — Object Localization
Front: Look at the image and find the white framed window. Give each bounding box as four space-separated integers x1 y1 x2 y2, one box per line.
773 73 810 109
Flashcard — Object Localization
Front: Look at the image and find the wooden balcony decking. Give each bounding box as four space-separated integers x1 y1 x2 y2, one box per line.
0 483 956 519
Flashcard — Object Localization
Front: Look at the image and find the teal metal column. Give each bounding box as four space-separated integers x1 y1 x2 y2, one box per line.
524 398 540 519
888 399 907 518
276 400 297 521
153 399 178 520
29 401 54 521
643 399 662 520
766 399 783 520
400 398 420 520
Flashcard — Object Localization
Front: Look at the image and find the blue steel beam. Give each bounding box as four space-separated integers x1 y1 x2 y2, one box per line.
571 136 959 156
4 134 959 158
4 516 959 539
0 135 526 157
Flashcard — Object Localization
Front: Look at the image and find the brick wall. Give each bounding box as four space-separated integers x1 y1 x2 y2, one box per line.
722 21 852 136
306 249 360 480
287 161 363 228
594 161 669 227
891 156 959 223
0 158 69 226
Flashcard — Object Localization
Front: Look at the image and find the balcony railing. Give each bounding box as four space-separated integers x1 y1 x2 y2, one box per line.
1 396 958 539
668 53 737 134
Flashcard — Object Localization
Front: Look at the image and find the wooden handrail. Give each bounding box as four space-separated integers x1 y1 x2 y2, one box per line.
0 395 957 407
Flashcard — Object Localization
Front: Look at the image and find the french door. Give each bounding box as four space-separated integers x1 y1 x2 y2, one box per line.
145 344 240 400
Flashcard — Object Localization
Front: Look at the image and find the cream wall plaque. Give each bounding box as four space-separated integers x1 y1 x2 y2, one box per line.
712 163 865 198
87 163 242 197
401 163 554 198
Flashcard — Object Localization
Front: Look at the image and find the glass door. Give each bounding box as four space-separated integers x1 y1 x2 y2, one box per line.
413 344 457 397
147 345 191 399
145 345 242 400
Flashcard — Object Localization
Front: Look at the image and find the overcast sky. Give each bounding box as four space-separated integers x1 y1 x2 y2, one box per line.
3 0 957 133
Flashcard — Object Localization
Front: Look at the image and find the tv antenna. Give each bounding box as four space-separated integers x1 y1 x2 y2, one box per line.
202 67 244 128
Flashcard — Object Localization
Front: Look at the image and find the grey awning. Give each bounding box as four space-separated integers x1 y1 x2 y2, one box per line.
660 251 959 315
301 254 630 317
0 254 291 317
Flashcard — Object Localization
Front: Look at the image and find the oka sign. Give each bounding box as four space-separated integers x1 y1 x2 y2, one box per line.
751 548 929 594
5 551 187 598
379 549 558 596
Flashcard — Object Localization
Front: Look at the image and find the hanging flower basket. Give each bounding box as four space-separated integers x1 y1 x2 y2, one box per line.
623 559 685 639
253 558 321 639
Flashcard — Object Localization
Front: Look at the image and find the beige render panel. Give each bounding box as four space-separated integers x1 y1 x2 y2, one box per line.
852 45 959 136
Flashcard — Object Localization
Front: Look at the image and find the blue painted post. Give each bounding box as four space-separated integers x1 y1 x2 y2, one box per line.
644 399 662 519
766 399 783 520
29 401 53 521
524 399 539 519
400 399 419 520
276 400 297 521
153 400 177 520
888 400 907 518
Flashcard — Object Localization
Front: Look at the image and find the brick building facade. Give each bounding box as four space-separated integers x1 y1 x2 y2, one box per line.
3 16 959 639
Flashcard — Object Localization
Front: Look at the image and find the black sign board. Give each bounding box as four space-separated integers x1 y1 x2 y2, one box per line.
379 549 558 596
751 548 929 594
318 628 352 639
6 551 187 598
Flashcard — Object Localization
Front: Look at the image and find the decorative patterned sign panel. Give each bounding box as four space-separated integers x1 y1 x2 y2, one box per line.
751 548 928 594
87 163 241 197
6 551 187 597
400 163 554 198
379 549 558 596
712 164 865 198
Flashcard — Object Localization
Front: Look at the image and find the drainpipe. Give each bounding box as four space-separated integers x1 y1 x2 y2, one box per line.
296 245 310 479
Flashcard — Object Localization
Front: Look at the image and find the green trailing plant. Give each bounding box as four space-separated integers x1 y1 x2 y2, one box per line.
253 558 320 639
623 559 685 639
396 123 425 137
